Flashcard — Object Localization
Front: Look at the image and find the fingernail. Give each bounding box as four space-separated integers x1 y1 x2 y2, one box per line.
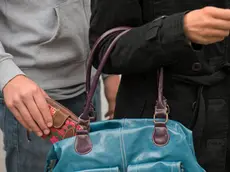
44 129 50 135
47 122 53 127
37 132 43 137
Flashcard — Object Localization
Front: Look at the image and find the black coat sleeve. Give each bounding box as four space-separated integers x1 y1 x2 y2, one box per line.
89 0 190 74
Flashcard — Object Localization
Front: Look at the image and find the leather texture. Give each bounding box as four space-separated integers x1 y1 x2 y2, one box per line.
40 98 88 144
45 26 205 172
45 119 205 172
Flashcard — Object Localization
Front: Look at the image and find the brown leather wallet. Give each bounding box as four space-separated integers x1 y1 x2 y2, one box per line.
27 98 94 144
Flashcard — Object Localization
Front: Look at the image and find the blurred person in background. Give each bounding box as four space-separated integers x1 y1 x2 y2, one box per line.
93 74 120 121
103 75 120 120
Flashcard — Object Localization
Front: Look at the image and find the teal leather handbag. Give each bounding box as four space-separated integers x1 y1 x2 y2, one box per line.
45 27 205 172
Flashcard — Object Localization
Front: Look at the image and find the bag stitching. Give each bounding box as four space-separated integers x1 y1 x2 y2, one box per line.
122 119 127 168
119 121 125 171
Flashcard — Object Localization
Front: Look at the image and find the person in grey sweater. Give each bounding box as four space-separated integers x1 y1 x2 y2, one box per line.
0 1 95 172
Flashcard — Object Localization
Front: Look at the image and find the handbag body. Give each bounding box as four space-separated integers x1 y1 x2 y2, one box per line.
45 27 205 172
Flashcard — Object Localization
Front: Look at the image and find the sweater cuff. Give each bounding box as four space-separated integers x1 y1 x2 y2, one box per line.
159 11 191 53
0 58 25 91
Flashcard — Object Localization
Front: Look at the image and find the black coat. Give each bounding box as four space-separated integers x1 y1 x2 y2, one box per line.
89 0 230 171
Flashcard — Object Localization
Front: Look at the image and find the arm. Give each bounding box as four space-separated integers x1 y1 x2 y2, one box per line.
0 42 52 137
89 0 188 74
102 74 120 119
0 42 25 91
90 2 230 75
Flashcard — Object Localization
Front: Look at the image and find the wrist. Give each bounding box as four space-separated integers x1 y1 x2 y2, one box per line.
108 100 116 109
0 59 25 91
183 12 203 51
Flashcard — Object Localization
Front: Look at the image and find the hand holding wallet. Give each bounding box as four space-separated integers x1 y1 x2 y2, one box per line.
38 98 95 143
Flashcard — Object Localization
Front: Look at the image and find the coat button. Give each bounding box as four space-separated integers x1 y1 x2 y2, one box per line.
192 62 202 72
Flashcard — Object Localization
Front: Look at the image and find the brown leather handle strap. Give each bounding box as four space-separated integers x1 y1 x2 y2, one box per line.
154 68 168 123
75 26 169 153
157 68 164 109
85 27 131 95
80 27 131 120
81 26 168 122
